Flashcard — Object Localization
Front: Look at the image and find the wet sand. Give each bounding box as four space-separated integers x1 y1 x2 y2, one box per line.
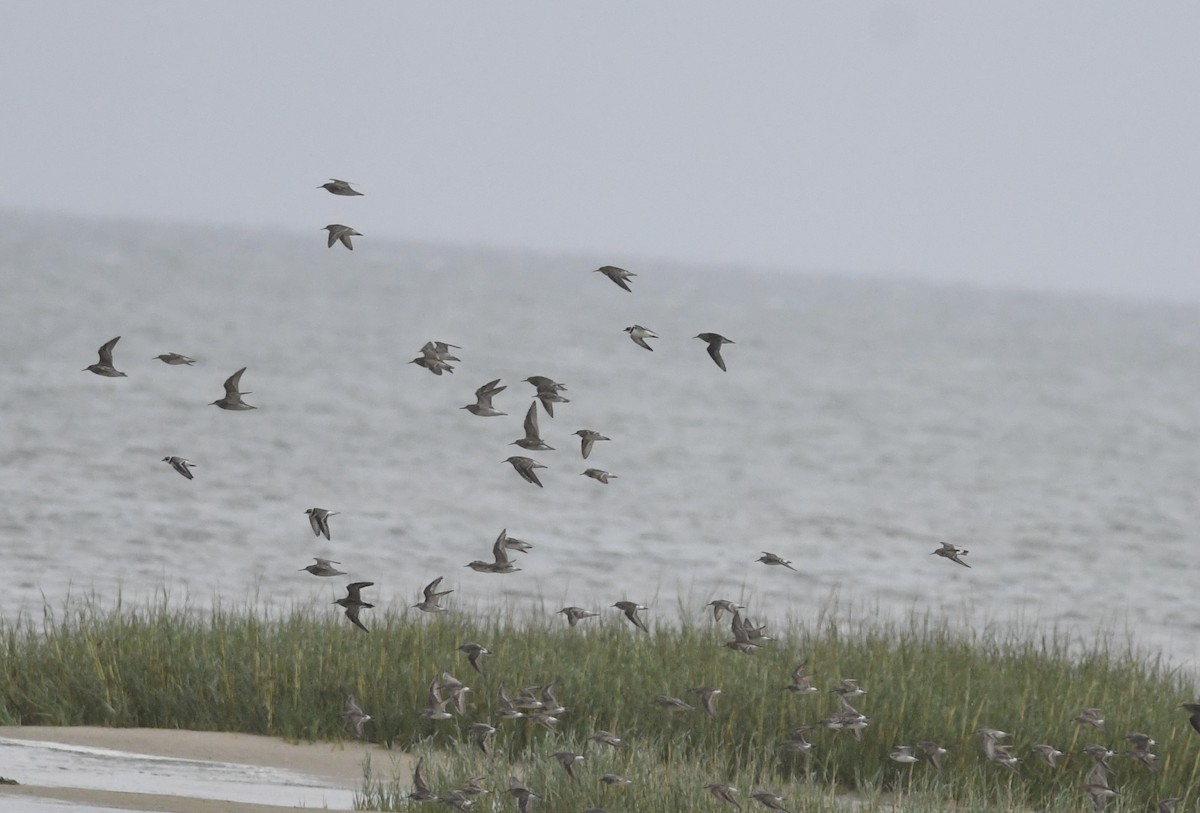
0 726 407 812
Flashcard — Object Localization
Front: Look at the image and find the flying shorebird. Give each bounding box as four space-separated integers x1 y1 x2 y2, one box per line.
707 599 746 622
333 582 374 632
420 676 453 720
84 336 126 377
917 741 948 772
495 683 526 721
410 340 459 375
323 223 362 250
210 367 255 410
931 542 971 567
624 324 658 351
1181 703 1200 734
462 378 507 416
154 352 195 365
409 757 436 801
161 456 195 480
436 672 472 716
889 745 919 764
591 730 625 749
458 642 492 676
695 332 734 372
613 600 649 633
725 610 769 654
574 429 610 459
1029 743 1064 767
471 722 496 756
512 402 554 450
305 507 338 540
1085 783 1119 812
553 750 585 783
831 678 867 697
521 376 568 418
413 576 452 613
757 551 797 571
341 695 372 739
465 532 522 573
705 783 742 812
784 660 819 695
497 528 533 553
318 178 363 196
1074 707 1105 729
750 790 791 813
300 557 346 577
559 606 600 627
600 773 633 787
507 777 541 813
690 686 723 718
593 265 636 292
1125 733 1157 751
653 694 695 712
504 456 546 487
581 468 617 484
524 375 566 392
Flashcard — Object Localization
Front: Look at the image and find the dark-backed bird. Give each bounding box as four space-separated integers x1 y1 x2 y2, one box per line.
333 582 374 632
210 367 255 410
323 224 362 250
594 265 636 292
695 332 734 371
84 336 126 377
318 178 363 196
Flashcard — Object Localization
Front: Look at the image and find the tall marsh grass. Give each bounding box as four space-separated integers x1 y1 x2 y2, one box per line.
1 595 1196 811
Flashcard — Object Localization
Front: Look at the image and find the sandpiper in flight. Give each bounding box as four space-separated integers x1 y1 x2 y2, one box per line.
84 336 126 377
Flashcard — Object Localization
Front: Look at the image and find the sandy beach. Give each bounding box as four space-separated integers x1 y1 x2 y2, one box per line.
0 726 406 812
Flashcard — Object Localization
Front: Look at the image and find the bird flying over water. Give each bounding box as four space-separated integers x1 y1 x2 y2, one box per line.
318 178 363 196
463 378 507 416
581 468 617 484
154 352 195 365
931 542 971 568
594 265 636 292
161 456 195 480
210 367 255 410
574 429 610 459
624 324 658 351
512 402 554 450
323 224 362 250
757 551 797 571
504 456 546 487
695 332 734 372
524 376 569 418
84 336 125 377
410 341 460 375
300 557 346 577
306 507 338 541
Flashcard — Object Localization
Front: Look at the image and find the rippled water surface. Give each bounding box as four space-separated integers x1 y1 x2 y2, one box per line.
2 212 1199 665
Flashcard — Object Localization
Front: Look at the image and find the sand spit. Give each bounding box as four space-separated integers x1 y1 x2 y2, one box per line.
0 726 406 812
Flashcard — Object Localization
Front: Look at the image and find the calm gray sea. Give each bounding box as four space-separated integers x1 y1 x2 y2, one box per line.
2 212 1198 665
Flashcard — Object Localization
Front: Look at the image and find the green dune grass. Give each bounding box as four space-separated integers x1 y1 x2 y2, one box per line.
0 595 1196 811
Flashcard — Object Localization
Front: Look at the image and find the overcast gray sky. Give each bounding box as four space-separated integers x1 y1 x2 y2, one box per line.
4 3 1198 300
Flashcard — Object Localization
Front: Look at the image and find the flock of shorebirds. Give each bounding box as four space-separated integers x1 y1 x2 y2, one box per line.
80 179 1199 813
